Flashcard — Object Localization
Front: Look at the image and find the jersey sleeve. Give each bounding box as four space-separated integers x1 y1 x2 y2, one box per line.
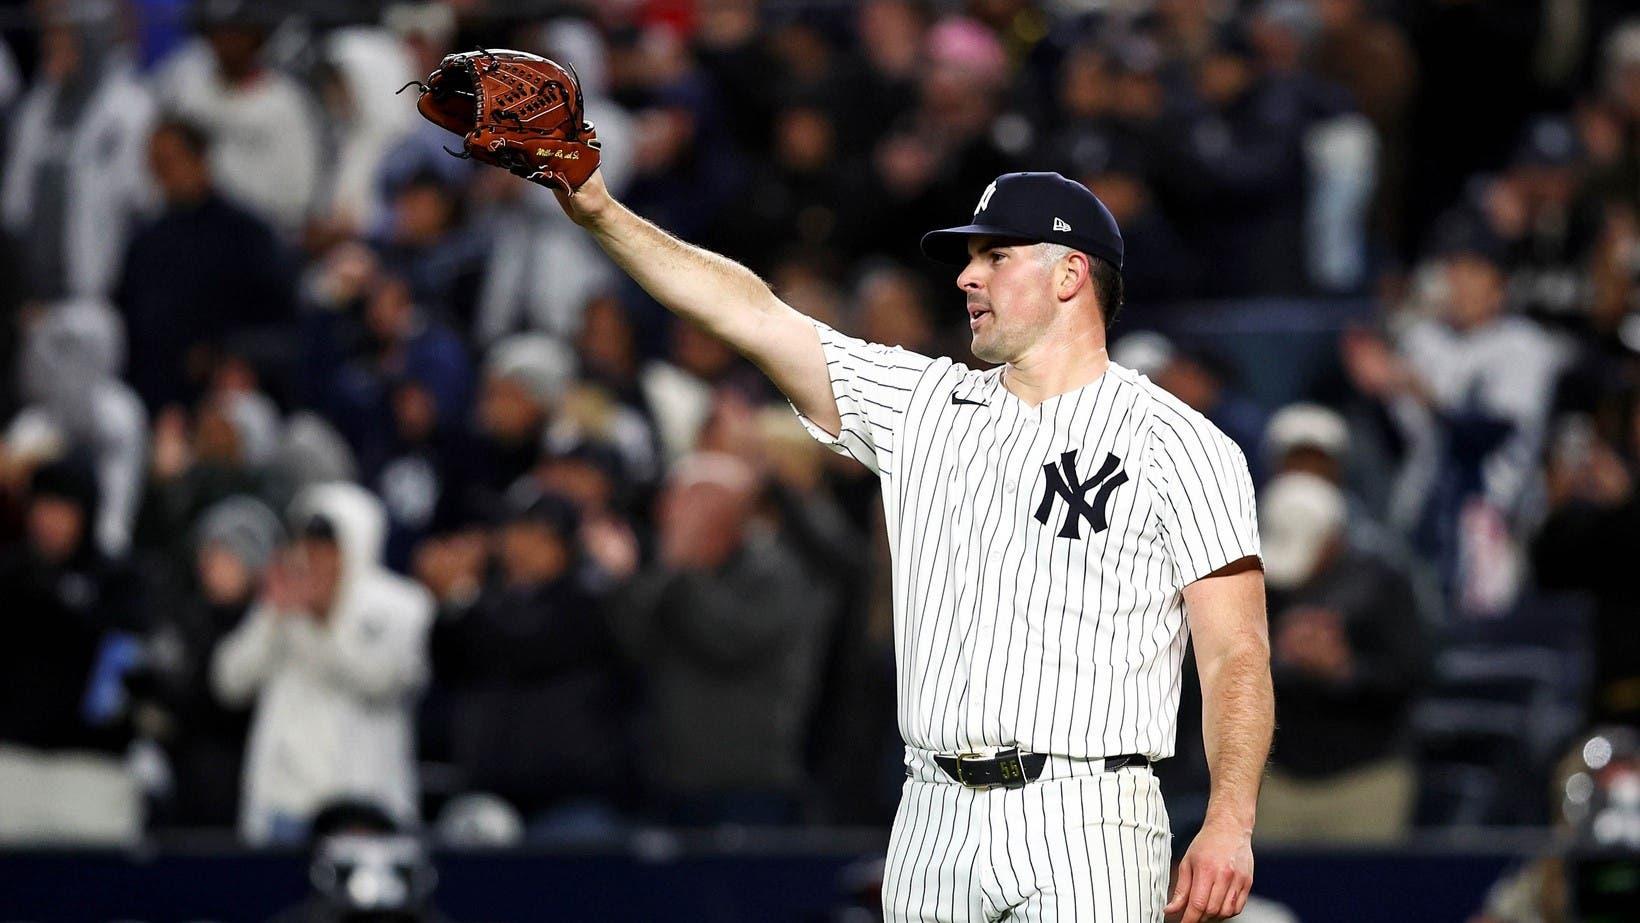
1146 407 1262 588
786 316 937 478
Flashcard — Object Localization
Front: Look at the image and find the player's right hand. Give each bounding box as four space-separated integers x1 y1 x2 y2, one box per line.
1165 816 1254 922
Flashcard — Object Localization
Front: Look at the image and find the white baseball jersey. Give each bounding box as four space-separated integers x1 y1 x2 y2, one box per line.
789 316 1260 762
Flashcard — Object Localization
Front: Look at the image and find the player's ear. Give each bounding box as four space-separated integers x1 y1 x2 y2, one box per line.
1058 251 1091 302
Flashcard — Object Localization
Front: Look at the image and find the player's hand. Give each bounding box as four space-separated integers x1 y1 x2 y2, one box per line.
1165 817 1254 922
548 168 612 228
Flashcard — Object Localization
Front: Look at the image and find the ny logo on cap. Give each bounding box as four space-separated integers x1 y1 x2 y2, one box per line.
1053 217 1072 232
974 181 997 216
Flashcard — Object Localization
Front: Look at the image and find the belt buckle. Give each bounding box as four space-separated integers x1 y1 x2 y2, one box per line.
952 751 987 788
954 747 1029 790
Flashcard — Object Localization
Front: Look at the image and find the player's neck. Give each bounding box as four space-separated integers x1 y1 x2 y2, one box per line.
1001 333 1110 408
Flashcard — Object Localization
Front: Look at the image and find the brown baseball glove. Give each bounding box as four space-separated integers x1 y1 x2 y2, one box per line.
406 49 601 193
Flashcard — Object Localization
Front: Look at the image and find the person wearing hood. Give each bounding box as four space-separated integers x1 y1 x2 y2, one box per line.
7 299 147 556
1 3 155 301
211 482 433 844
0 457 145 844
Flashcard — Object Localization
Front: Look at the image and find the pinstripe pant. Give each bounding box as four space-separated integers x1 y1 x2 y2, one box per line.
883 749 1171 922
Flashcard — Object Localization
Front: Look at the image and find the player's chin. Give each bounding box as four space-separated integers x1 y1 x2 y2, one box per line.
970 333 1003 364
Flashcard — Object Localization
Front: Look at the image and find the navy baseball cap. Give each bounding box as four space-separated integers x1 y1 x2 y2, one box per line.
921 172 1124 270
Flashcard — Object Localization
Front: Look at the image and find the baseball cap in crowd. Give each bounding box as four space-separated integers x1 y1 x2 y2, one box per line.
1424 210 1506 265
196 495 285 571
1258 472 1346 590
921 172 1125 270
504 488 582 540
1263 403 1349 468
1110 331 1177 379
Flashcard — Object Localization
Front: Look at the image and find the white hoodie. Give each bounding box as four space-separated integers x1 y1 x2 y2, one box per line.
212 482 432 843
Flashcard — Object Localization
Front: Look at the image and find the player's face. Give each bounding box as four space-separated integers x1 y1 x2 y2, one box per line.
957 237 1056 364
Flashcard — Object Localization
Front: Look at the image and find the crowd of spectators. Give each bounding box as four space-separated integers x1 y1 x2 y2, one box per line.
0 0 1637 856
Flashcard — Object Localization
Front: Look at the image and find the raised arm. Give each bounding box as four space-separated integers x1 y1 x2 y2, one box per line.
1167 555 1272 923
551 172 844 439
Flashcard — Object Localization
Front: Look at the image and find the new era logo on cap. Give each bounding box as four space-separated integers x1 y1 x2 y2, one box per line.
921 172 1125 269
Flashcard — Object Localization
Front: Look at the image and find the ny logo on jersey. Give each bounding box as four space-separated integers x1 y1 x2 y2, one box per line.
1033 450 1128 539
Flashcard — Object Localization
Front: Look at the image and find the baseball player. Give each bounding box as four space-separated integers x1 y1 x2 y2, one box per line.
552 165 1273 922
409 48 1271 922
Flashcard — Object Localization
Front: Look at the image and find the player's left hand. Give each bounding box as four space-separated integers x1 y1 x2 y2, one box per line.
1165 816 1254 922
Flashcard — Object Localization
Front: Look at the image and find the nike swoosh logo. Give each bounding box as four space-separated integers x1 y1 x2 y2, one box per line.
951 393 988 406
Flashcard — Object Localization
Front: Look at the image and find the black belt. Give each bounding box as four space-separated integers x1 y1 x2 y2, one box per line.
932 749 1149 789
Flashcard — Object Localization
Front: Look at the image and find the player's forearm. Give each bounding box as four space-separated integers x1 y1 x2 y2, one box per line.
1198 637 1274 832
572 185 780 349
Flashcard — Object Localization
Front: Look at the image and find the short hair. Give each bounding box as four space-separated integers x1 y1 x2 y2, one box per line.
1036 243 1125 333
152 116 211 158
1090 256 1125 332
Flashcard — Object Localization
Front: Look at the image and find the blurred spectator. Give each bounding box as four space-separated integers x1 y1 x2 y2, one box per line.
314 273 472 496
1070 136 1203 305
9 299 147 555
641 319 748 464
1251 0 1377 293
154 1 321 237
709 93 870 274
1473 116 1604 323
466 334 574 510
691 0 781 159
1256 472 1430 844
1 5 154 301
310 26 417 245
369 168 487 328
429 490 632 837
471 18 637 347
133 387 283 563
138 495 282 828
850 262 943 358
859 16 1013 274
275 412 360 492
1588 21 1640 212
1112 332 1268 474
1533 400 1640 726
1312 0 1417 256
611 452 834 825
852 0 926 146
573 294 657 428
1345 219 1570 612
0 458 144 844
117 118 295 411
619 28 742 244
1151 27 1321 296
211 483 433 844
373 168 492 326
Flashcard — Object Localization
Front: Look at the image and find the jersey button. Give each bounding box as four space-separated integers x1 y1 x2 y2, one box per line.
1004 478 1017 491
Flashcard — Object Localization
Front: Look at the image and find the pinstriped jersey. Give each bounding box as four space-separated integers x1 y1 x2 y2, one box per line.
789 317 1261 760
